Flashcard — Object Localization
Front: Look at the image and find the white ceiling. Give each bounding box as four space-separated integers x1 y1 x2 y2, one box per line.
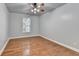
6 3 66 15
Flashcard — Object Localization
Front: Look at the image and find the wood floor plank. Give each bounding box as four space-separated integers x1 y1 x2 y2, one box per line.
1 36 79 56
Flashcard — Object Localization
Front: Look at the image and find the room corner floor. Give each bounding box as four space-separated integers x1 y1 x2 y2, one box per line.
1 36 79 56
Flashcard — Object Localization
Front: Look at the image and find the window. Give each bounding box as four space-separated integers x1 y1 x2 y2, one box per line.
23 17 31 32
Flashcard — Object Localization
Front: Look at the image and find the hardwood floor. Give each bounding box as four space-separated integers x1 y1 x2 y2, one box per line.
1 36 79 56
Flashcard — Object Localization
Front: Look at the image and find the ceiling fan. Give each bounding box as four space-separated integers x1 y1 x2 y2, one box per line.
30 3 45 14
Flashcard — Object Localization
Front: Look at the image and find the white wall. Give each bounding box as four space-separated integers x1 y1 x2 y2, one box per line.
0 4 9 50
40 3 79 49
8 13 40 37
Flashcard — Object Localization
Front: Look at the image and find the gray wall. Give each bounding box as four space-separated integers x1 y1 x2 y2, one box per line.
8 13 40 37
40 3 79 49
0 4 9 50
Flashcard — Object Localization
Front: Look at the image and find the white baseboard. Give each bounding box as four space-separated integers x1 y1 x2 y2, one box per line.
40 35 79 53
8 34 40 39
0 38 10 56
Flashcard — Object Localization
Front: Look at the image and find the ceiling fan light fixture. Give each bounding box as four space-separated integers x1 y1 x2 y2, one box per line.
41 9 44 12
34 11 36 14
31 9 33 12
30 3 45 14
33 3 37 8
34 8 37 11
37 9 40 12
